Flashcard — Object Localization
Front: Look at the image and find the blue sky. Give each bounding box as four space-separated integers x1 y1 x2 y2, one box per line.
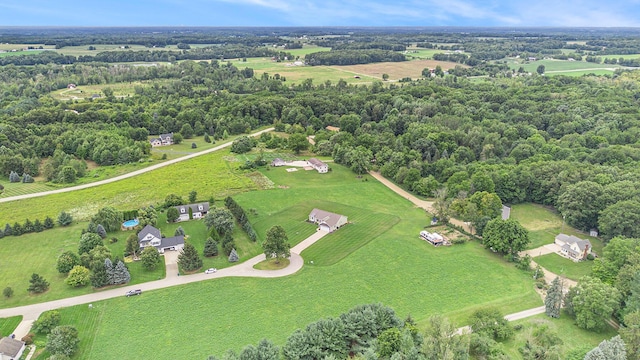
0 0 639 27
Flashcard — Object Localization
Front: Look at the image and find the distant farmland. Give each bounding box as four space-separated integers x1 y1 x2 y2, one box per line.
332 59 465 80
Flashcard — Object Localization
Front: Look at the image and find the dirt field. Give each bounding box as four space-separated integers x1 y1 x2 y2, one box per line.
332 59 467 80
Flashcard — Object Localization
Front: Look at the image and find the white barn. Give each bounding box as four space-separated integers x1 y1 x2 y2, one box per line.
307 158 328 173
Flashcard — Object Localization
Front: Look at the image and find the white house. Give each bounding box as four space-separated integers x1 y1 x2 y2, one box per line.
138 225 184 253
271 158 286 167
0 337 26 360
174 202 210 222
308 209 348 232
307 158 328 173
149 133 174 147
555 234 591 261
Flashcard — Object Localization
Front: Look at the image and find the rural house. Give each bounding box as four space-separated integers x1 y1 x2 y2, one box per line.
138 225 184 253
308 209 348 232
0 337 25 360
271 158 286 167
174 202 209 222
149 133 174 147
67 83 77 89
555 234 592 261
307 158 328 173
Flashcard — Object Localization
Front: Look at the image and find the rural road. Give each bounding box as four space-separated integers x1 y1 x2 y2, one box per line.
0 127 275 204
2 230 329 338
368 171 473 232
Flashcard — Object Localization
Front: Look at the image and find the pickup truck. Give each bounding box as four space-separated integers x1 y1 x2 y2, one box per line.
125 289 142 297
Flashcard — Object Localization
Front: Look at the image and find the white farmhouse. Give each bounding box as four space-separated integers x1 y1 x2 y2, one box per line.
555 234 591 261
138 225 184 253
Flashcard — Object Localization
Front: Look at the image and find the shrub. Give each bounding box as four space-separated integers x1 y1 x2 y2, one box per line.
3 286 13 298
21 333 34 345
586 253 595 260
33 310 61 334
57 211 73 226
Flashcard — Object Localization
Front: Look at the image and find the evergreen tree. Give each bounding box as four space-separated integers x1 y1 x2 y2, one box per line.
33 218 44 232
112 260 131 284
228 248 239 262
0 228 4 238
22 218 34 233
90 260 109 288
545 277 563 318
27 273 50 293
174 226 185 236
584 335 626 360
104 258 115 285
166 207 179 223
189 190 197 203
57 211 73 226
12 222 22 236
178 242 202 272
96 224 107 239
203 237 219 257
9 170 20 182
43 216 55 229
3 223 11 236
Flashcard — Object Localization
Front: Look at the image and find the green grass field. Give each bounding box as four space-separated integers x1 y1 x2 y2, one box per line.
0 148 257 224
50 81 168 101
510 203 603 254
0 50 45 57
534 253 593 281
0 316 22 336
506 59 620 76
44 162 541 359
502 312 617 359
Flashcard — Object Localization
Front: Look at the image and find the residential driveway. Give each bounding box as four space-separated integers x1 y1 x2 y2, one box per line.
163 250 180 280
521 244 560 258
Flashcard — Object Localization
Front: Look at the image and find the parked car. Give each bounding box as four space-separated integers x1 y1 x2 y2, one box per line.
205 268 217 274
125 289 142 297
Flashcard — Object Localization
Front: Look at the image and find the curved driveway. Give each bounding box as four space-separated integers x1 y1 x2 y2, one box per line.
1 230 329 338
0 128 274 204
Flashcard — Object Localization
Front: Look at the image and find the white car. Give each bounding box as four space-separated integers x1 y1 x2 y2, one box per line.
205 268 217 274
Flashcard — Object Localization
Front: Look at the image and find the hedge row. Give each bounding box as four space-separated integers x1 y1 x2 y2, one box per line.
224 196 257 242
1 216 55 238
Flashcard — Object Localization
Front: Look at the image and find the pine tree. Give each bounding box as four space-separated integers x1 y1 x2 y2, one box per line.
584 335 626 360
90 261 109 288
111 260 131 284
9 171 20 182
175 226 185 236
228 248 239 262
27 273 50 293
545 277 563 318
104 258 115 285
96 224 107 239
43 216 55 229
33 218 44 232
3 223 10 236
203 237 218 257
22 218 34 233
12 222 22 236
178 242 202 272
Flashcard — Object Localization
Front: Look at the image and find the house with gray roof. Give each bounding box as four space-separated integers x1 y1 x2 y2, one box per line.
555 234 592 261
174 202 209 222
307 158 328 173
271 158 285 167
149 133 174 147
308 209 347 232
0 337 25 360
138 224 184 253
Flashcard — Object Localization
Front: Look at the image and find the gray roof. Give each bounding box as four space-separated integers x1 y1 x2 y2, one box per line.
159 133 173 141
175 202 210 214
138 225 161 241
0 337 25 358
309 208 346 228
308 158 327 167
160 235 184 249
556 234 591 251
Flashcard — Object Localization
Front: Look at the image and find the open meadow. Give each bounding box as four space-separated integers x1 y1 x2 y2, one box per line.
506 59 621 75
39 162 542 359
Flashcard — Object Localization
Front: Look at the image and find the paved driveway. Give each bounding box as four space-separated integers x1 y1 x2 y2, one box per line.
163 250 180 279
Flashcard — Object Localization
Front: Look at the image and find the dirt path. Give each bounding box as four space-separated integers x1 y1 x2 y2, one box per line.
1 230 329 338
0 128 275 204
520 245 578 289
368 172 472 232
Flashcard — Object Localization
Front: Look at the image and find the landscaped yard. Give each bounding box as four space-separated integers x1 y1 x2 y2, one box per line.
502 312 617 359
534 253 594 281
43 162 542 359
510 203 603 254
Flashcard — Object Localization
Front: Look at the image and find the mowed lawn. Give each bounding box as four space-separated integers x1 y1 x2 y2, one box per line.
534 253 594 281
0 316 22 336
55 163 541 359
502 312 618 359
0 149 257 224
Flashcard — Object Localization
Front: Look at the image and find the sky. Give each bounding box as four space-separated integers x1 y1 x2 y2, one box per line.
0 0 639 27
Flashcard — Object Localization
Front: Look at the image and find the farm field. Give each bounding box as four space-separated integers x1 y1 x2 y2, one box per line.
54 44 180 57
44 162 541 359
0 315 21 336
0 50 45 57
506 59 621 74
502 312 617 359
0 148 257 226
0 222 165 309
330 59 463 81
534 253 593 281
510 203 603 254
403 47 453 59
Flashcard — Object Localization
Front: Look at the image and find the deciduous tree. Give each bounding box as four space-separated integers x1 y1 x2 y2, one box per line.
482 218 530 259
166 207 179 223
65 265 90 287
56 251 80 274
263 225 291 263
204 208 235 236
46 325 79 357
140 246 160 271
565 276 621 331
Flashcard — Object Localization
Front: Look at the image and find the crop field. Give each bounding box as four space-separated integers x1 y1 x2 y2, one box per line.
502 312 617 359
0 148 257 226
534 253 593 281
0 315 21 336
510 203 603 254
46 162 540 359
332 59 465 81
0 222 165 309
506 59 621 75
